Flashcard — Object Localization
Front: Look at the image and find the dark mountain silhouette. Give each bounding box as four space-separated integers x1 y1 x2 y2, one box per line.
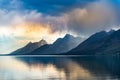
10 39 47 55
67 29 120 55
27 34 83 55
108 29 115 34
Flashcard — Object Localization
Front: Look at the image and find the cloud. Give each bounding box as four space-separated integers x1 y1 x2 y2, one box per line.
58 0 118 36
1 0 119 36
0 0 120 37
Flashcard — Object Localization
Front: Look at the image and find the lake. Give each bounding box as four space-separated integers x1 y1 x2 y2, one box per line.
0 55 120 80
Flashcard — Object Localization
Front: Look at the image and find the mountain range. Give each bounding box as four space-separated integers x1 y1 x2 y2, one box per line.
10 29 120 55
67 29 120 55
11 34 83 55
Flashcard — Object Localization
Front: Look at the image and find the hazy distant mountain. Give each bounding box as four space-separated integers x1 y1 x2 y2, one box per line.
67 29 120 55
28 34 84 55
11 39 47 55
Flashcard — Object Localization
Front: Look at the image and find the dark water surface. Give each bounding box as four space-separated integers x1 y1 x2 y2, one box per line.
0 55 120 80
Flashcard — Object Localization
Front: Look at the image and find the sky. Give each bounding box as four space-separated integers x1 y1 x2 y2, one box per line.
0 0 120 54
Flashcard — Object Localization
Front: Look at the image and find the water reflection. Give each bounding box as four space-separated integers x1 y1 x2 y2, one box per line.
0 56 120 80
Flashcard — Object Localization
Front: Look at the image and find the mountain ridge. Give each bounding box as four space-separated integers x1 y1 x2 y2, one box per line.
10 39 47 55
27 34 83 55
67 29 120 55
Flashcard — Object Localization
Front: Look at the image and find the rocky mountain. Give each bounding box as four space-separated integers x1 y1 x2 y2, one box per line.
28 34 83 55
10 39 47 55
67 29 120 55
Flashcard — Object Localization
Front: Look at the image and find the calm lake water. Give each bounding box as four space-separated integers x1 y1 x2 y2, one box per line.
0 55 120 80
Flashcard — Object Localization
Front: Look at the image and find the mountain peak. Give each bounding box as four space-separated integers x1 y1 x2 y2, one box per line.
26 41 33 46
109 29 115 32
87 30 107 40
64 34 74 39
65 34 72 37
27 39 47 46
98 30 107 34
108 29 115 34
38 39 47 45
28 41 32 44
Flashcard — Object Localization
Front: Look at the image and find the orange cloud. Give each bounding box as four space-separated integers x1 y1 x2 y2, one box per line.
13 22 52 38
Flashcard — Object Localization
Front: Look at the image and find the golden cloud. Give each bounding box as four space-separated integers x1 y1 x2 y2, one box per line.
12 22 52 38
